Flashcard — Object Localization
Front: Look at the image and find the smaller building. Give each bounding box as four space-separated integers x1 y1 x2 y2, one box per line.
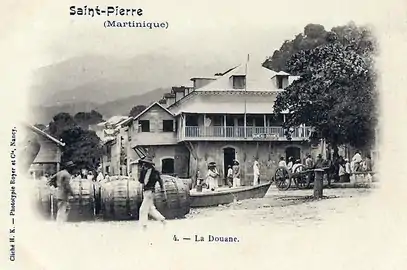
98 116 132 176
25 125 65 177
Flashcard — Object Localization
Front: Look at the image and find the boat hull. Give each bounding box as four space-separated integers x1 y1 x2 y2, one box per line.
190 182 272 208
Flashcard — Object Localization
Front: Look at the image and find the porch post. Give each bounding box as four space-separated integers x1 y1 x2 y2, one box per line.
224 114 227 137
264 114 267 133
182 113 186 138
203 113 206 137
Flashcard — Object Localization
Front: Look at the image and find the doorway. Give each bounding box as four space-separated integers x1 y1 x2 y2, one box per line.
223 147 236 178
161 158 175 175
285 146 301 162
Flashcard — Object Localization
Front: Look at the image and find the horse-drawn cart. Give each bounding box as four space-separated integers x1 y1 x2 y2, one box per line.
274 166 331 191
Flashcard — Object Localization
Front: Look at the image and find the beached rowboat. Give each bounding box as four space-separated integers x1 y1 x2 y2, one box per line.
189 182 272 208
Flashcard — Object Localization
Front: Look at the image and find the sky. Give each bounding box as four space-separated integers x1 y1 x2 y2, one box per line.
2 0 396 70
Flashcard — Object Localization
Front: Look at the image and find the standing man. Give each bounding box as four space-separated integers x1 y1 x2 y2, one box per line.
253 158 260 186
138 157 167 230
48 161 75 223
232 160 241 187
226 165 233 188
351 150 363 172
305 154 314 169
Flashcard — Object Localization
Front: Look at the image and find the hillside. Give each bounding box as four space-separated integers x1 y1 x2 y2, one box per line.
95 87 170 117
30 53 229 106
29 87 170 124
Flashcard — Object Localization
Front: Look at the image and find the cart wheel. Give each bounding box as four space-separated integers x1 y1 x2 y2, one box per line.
274 167 291 191
293 165 310 189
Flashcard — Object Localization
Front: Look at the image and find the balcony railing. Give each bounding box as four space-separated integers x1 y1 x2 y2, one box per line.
183 126 311 140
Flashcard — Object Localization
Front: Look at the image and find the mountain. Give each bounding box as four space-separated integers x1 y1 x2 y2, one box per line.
29 87 170 124
28 52 236 124
95 87 170 117
30 53 231 106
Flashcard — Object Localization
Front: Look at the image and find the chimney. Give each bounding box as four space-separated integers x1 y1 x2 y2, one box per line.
190 77 216 89
163 93 176 106
172 86 186 102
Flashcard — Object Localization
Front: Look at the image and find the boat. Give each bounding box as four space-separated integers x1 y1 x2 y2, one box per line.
189 182 272 208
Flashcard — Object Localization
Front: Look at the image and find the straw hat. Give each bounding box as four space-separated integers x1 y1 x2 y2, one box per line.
139 156 155 165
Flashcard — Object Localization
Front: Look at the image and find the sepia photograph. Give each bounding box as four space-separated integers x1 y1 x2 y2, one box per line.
22 21 378 226
2 0 406 269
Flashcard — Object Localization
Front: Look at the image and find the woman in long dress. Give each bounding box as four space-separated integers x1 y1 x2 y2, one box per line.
206 163 219 191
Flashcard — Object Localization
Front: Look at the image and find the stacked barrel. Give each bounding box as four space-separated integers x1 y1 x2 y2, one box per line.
101 176 142 220
154 175 190 220
33 175 191 222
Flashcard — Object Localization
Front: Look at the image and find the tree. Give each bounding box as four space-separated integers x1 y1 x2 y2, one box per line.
129 105 147 117
59 127 103 171
48 112 103 171
273 28 378 155
74 110 104 129
262 21 376 73
48 112 76 139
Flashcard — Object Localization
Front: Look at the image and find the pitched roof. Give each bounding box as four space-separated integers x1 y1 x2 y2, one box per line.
25 124 65 147
133 101 174 120
196 61 298 92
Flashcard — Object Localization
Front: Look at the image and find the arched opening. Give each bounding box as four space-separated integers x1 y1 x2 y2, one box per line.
161 158 175 174
223 147 236 180
285 146 301 163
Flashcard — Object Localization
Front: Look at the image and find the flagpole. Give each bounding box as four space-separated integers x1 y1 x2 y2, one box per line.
244 54 249 139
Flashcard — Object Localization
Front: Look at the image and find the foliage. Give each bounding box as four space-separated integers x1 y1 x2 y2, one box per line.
48 111 103 171
263 21 377 73
59 127 103 171
129 105 147 117
48 112 76 139
273 24 378 150
74 110 104 129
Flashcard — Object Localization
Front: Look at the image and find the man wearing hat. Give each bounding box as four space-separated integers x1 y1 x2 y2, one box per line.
48 161 75 222
138 156 167 229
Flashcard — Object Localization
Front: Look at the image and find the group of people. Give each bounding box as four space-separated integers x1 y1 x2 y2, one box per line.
277 150 373 184
42 157 167 229
199 158 262 191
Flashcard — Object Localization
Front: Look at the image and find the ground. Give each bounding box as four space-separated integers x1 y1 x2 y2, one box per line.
16 180 407 270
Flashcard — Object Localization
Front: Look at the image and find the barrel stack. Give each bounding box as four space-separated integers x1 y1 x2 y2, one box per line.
154 175 191 220
65 178 96 221
33 175 191 222
101 176 142 220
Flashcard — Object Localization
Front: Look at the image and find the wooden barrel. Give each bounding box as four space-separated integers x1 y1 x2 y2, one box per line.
65 178 95 221
101 177 142 220
34 179 52 219
154 175 190 220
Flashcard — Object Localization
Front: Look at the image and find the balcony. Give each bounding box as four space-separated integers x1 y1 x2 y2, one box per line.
180 126 311 141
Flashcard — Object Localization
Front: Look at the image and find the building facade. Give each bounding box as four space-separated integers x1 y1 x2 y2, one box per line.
124 62 314 185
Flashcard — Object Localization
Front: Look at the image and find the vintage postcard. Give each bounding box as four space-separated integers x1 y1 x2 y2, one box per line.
1 0 407 269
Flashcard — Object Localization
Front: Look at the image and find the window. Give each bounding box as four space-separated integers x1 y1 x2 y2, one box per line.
277 76 284 89
232 75 246 89
106 145 112 161
163 120 174 132
139 120 150 132
161 158 175 174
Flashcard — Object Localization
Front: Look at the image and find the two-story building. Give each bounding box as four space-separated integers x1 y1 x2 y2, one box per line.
125 61 315 185
95 116 131 176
